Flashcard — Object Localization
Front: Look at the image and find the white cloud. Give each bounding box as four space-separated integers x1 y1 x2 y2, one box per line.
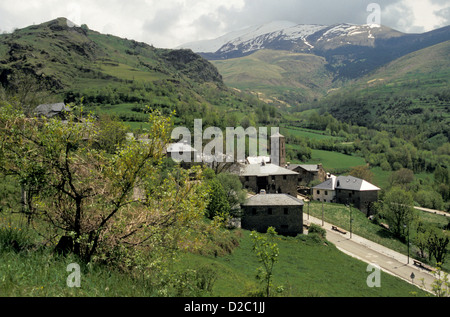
0 0 448 48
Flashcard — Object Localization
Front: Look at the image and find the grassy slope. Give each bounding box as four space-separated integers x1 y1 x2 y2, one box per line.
177 230 428 297
0 18 267 130
0 212 430 297
323 41 450 130
212 49 335 106
350 40 450 91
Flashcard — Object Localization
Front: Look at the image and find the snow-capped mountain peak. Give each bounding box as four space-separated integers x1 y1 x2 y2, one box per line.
180 21 404 59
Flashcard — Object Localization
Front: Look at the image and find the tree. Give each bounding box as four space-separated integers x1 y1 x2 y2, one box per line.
216 172 246 217
205 178 230 221
382 187 415 240
429 265 450 297
427 228 449 265
349 165 374 183
2 72 51 116
388 168 414 188
95 114 129 154
0 104 209 264
250 227 280 297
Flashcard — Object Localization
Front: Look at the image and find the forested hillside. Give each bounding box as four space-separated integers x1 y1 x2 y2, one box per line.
0 18 279 130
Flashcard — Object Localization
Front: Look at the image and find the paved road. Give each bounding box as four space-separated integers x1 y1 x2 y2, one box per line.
414 206 449 217
305 215 437 294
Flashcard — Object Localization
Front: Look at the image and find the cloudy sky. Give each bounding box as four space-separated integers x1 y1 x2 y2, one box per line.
0 0 449 48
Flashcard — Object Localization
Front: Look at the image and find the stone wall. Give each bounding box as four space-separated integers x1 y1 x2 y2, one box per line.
241 205 303 236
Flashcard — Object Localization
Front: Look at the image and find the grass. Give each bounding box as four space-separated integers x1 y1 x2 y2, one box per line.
0 214 430 297
212 49 334 105
289 149 366 173
305 201 450 272
177 230 428 297
0 250 155 297
281 126 341 141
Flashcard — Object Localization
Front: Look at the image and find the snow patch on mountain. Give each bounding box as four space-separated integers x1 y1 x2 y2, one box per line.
180 21 402 56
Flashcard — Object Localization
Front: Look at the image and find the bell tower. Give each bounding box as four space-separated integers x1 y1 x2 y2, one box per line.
270 131 286 167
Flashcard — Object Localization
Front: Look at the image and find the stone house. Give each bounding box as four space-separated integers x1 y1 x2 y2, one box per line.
239 162 299 196
313 175 381 215
286 163 327 186
241 193 304 236
34 103 71 119
165 141 199 169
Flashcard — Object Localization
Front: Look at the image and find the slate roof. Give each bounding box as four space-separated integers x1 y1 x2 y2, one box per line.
240 163 298 177
167 142 198 153
313 175 380 192
287 164 321 172
247 156 271 165
314 176 337 190
243 194 304 206
34 103 71 118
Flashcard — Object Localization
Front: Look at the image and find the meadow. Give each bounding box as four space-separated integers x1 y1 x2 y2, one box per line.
305 201 450 272
0 216 429 297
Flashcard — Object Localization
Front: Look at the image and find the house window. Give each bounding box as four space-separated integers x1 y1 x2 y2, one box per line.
245 176 249 182
284 208 289 215
268 208 273 215
271 175 275 181
317 190 320 195
325 191 328 196
283 175 287 180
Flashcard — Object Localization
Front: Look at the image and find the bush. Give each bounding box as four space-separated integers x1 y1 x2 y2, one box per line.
308 224 326 239
0 223 32 253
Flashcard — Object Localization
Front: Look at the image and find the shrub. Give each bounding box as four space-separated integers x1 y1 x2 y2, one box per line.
308 224 326 239
0 223 32 253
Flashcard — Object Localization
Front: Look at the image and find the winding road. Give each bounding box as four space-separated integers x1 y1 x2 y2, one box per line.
305 215 438 294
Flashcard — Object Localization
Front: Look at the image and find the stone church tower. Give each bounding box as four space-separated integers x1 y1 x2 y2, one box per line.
270 131 286 167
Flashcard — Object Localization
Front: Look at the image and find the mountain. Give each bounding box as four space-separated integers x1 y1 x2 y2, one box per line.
0 18 274 128
182 21 404 59
212 49 334 106
182 21 450 107
182 21 450 78
0 18 223 91
323 40 450 133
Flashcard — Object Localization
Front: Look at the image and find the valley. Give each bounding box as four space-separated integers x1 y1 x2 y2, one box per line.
0 17 448 298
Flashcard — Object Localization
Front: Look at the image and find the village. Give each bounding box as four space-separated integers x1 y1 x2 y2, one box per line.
33 102 382 237
164 128 381 237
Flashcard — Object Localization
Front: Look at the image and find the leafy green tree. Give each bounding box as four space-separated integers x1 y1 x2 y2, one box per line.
0 104 208 264
349 165 374 183
388 168 415 188
250 227 280 297
427 228 449 265
205 178 230 221
382 187 415 240
429 265 450 297
216 173 246 217
95 114 129 154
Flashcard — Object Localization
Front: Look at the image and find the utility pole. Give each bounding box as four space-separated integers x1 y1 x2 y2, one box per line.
404 223 410 264
308 199 310 220
346 202 353 239
322 201 324 227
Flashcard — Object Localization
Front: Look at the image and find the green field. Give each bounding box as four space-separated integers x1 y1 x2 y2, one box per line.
176 230 428 297
212 49 335 106
281 126 341 141
305 201 450 273
290 148 366 173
